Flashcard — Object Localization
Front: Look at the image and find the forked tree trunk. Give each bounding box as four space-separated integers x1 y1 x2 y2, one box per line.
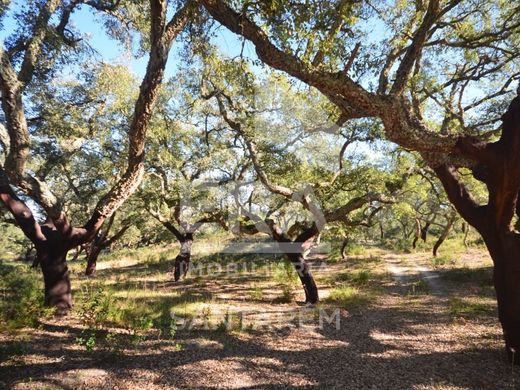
174 233 193 281
436 166 520 365
420 221 431 242
150 215 196 282
270 225 320 304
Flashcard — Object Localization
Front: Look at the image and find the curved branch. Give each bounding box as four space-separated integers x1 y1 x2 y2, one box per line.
213 93 294 199
0 167 44 244
325 192 394 224
433 164 485 229
80 0 194 242
148 207 184 241
390 0 441 95
200 0 384 118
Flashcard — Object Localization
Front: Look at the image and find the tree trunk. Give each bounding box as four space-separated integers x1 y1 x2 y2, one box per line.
433 88 520 365
432 216 455 257
420 222 431 242
174 233 193 281
37 245 71 315
341 236 349 259
286 252 319 304
462 222 470 249
85 242 102 276
270 225 320 304
484 234 520 365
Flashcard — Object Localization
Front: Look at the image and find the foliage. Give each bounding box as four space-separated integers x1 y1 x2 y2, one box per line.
0 223 30 260
325 285 372 308
449 297 493 319
75 284 173 352
0 263 53 330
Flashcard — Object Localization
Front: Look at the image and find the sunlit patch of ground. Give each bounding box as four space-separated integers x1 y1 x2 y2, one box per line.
1 239 519 389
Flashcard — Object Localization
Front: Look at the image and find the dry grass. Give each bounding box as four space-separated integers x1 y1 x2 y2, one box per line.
1 241 519 389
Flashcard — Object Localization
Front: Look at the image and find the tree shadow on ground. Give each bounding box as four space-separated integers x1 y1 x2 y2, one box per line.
1 257 517 389
0 303 515 389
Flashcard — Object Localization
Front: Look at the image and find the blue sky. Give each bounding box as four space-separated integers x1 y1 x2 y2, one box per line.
0 1 392 169
0 1 256 80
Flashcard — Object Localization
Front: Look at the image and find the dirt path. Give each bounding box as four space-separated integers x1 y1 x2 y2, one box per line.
1 250 519 389
383 252 446 295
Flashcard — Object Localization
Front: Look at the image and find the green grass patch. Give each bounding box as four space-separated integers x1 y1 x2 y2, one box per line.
324 285 372 308
407 279 430 296
449 297 493 318
440 267 492 286
351 269 371 285
430 254 453 269
346 243 366 256
0 263 54 331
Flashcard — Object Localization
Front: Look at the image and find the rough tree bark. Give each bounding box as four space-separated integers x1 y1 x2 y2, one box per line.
148 207 219 281
174 233 194 281
0 177 76 313
211 89 396 304
434 94 520 364
154 217 195 281
230 211 321 305
83 213 131 276
0 0 194 311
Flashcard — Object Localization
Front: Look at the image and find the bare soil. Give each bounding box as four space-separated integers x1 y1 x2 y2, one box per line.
1 248 519 389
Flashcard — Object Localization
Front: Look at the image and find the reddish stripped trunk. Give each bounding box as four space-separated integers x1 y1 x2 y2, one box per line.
33 224 74 314
39 249 71 313
85 242 103 276
433 94 520 364
83 218 130 276
0 1 192 314
482 232 520 364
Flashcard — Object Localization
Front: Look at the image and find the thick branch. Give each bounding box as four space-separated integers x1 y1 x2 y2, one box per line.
213 94 294 198
325 193 393 224
81 0 193 240
104 224 131 247
0 167 44 244
201 0 384 118
148 207 184 241
18 0 61 85
391 0 441 95
433 164 485 229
